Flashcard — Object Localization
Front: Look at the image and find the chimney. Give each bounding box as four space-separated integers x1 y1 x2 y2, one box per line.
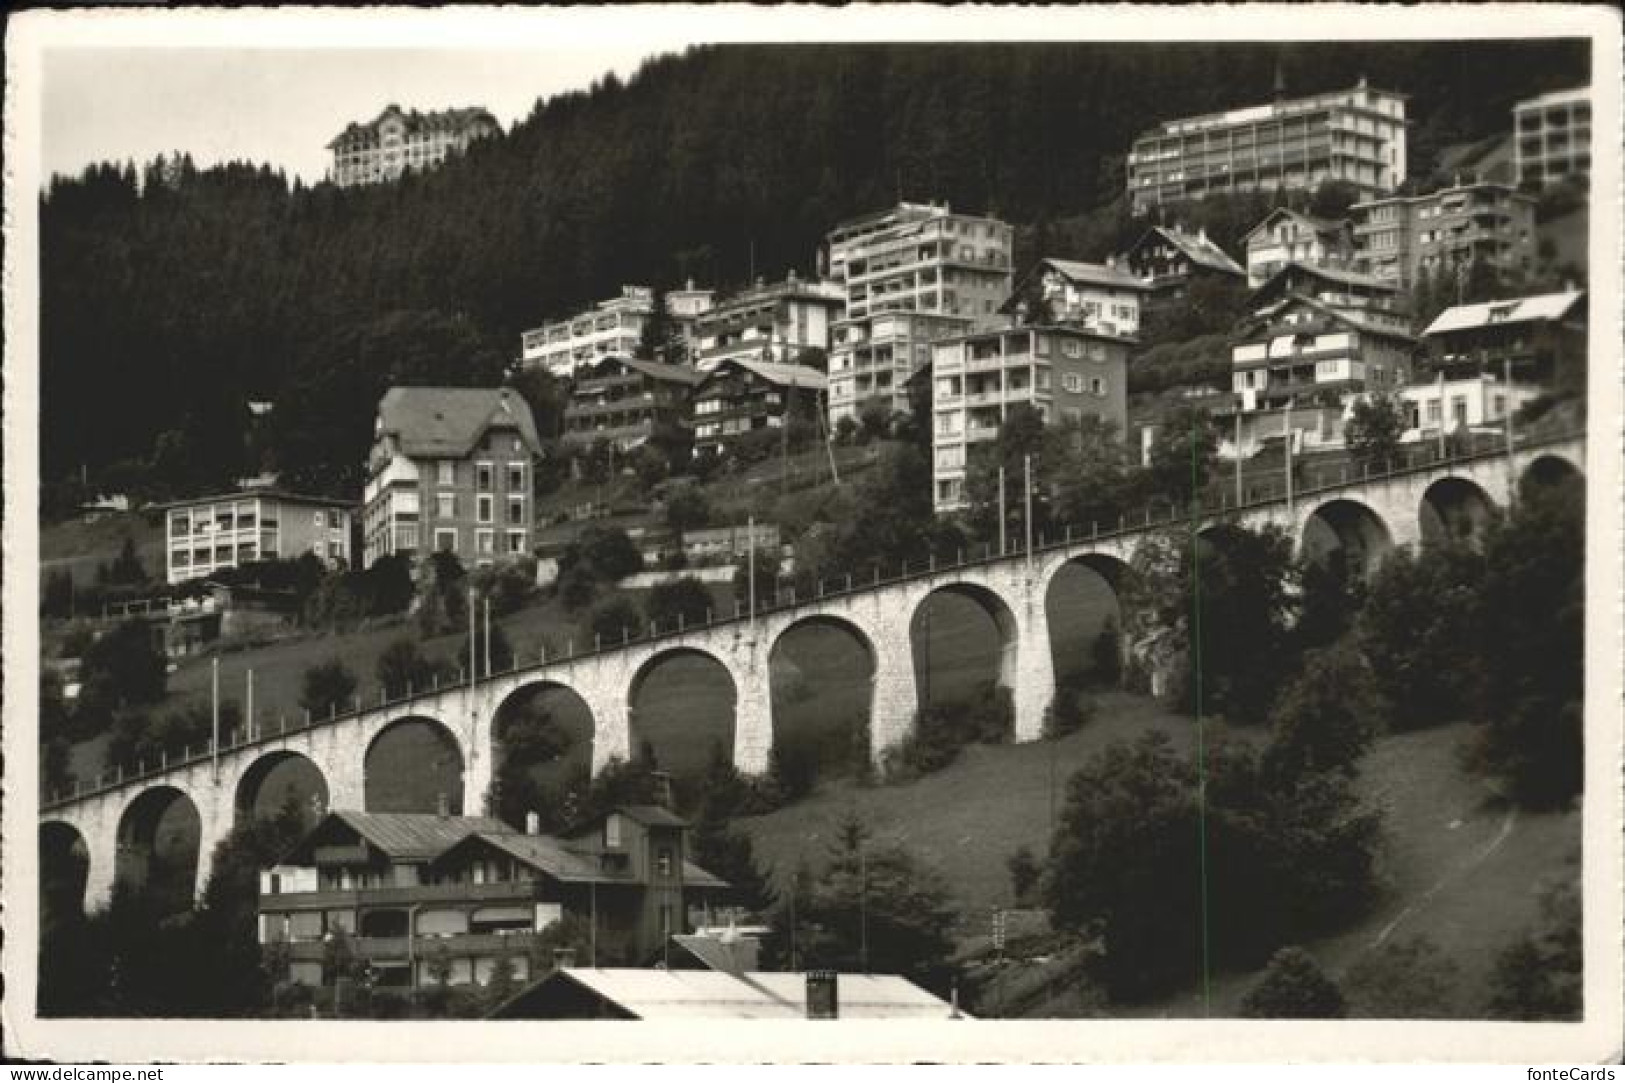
525 810 541 835
436 792 449 818
805 970 839 1019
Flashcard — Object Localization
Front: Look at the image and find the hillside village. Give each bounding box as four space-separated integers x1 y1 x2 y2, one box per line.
37 50 1592 1024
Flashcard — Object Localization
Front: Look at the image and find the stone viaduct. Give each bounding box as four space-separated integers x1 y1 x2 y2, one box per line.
38 434 1585 913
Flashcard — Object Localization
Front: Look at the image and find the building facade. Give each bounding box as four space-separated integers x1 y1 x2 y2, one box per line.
1419 289 1587 388
560 357 702 449
1241 209 1355 287
362 387 542 569
929 326 1130 512
327 105 499 188
1119 225 1247 321
691 359 827 458
164 491 355 586
1002 258 1149 339
1399 374 1544 446
1514 86 1592 190
1126 80 1407 214
1245 262 1410 330
1351 182 1537 288
520 286 717 377
690 274 845 373
258 807 728 988
825 202 1013 424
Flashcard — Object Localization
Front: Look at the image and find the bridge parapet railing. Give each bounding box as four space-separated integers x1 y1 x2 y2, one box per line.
42 428 1582 813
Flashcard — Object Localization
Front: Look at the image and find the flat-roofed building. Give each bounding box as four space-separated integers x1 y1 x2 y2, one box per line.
560 356 703 450
1351 182 1537 288
930 325 1130 512
164 490 355 586
825 202 1013 425
327 104 499 188
1514 86 1591 190
691 273 845 373
1127 79 1407 215
520 286 716 377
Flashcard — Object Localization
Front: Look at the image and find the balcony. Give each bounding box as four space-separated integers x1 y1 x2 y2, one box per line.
260 879 544 911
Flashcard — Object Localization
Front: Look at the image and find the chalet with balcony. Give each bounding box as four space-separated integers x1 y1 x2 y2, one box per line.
1118 225 1246 321
1000 258 1149 339
1240 209 1355 288
1419 289 1587 391
1245 261 1410 330
560 356 703 450
691 358 827 458
258 807 729 989
1223 294 1416 458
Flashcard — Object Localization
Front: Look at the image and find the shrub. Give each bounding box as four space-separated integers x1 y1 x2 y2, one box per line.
646 576 714 631
1343 935 1461 1019
889 683 1013 778
582 595 642 649
1240 947 1346 1019
300 660 357 717
1089 617 1123 688
1007 846 1040 906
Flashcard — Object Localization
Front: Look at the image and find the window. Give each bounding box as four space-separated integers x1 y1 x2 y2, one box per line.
476 530 495 556
507 495 526 526
476 463 494 491
313 511 326 528
1063 339 1082 359
1062 373 1084 393
507 530 527 555
437 461 455 486
506 463 525 492
1090 376 1107 397
435 529 458 553
1425 400 1442 423
656 848 674 877
437 493 455 520
477 495 493 523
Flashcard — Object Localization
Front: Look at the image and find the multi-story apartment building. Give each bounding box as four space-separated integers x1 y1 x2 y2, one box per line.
258 807 729 988
1224 294 1416 457
929 326 1130 512
1514 86 1592 190
1126 79 1407 214
690 273 845 373
560 357 702 449
362 387 542 569
327 104 499 188
1419 289 1587 388
1351 182 1537 288
691 359 827 458
519 287 656 378
825 202 1013 424
1240 208 1355 287
1001 258 1149 339
1245 262 1410 330
163 490 355 586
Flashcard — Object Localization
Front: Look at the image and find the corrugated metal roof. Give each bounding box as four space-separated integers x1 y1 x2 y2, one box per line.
1039 258 1149 292
1423 290 1584 337
545 968 968 1019
330 811 511 860
376 386 542 459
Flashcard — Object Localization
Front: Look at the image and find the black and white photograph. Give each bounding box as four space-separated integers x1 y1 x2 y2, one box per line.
4 3 1621 1064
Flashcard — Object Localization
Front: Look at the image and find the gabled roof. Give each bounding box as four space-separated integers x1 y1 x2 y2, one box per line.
376 386 541 459
490 967 970 1020
328 104 499 149
434 831 625 884
619 804 690 828
701 358 828 392
285 811 511 864
682 860 731 890
1033 258 1149 292
1125 227 1245 278
1241 208 1348 247
1423 290 1585 337
1247 262 1403 310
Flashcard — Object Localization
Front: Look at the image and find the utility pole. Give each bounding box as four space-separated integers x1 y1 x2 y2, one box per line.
483 596 492 678
859 842 869 976
1023 454 1034 569
211 657 220 780
997 464 1007 556
1234 411 1244 506
747 514 757 622
467 586 477 689
1436 370 1447 461
246 668 255 741
1283 399 1295 520
1504 356 1517 505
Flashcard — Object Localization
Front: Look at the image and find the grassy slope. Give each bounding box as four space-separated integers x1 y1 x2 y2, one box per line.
738 705 1580 1019
39 509 165 589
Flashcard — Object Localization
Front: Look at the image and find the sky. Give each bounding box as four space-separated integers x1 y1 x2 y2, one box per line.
41 45 685 185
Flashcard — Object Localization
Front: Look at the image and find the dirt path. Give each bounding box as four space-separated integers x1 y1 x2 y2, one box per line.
1367 806 1520 950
